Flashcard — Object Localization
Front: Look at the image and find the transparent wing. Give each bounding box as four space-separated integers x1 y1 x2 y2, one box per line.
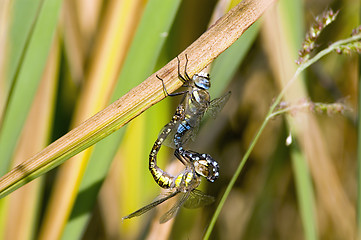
188 91 231 141
162 92 231 148
153 189 178 201
159 191 191 223
188 113 204 142
183 189 215 209
207 91 231 119
122 190 179 220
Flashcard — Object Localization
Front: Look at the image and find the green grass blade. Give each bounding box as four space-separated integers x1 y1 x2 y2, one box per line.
210 22 259 98
3 0 42 101
61 0 182 238
292 145 318 240
0 0 62 175
279 0 318 238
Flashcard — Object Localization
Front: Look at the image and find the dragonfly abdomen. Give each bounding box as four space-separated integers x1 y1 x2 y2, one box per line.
149 130 176 189
174 120 192 148
149 165 175 188
149 106 185 189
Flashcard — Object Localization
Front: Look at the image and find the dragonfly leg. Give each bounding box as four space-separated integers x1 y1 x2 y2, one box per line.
184 54 192 81
177 55 192 83
157 74 188 97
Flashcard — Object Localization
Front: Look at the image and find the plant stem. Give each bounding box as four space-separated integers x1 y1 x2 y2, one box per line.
204 31 361 240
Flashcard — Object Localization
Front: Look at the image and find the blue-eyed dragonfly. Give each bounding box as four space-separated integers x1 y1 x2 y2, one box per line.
148 55 230 188
124 55 228 222
123 148 219 223
158 55 231 150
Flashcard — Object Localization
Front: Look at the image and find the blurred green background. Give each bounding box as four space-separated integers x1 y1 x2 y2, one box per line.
0 0 359 239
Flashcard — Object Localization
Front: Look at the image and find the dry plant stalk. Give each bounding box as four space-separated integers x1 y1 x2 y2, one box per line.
0 0 276 197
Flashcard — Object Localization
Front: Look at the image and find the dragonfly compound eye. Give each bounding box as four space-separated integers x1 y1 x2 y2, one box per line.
193 72 211 90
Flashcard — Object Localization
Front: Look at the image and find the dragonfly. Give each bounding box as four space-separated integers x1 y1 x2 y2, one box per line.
157 54 231 150
123 148 218 223
149 104 220 188
148 55 230 188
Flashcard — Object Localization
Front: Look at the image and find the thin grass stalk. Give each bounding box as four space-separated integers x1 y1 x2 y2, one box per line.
0 0 42 116
204 18 361 240
265 6 354 238
0 0 11 116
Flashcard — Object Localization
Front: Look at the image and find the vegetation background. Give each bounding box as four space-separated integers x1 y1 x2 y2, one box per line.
0 0 358 239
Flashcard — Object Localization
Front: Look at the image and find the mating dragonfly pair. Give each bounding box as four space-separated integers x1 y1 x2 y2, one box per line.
123 55 230 223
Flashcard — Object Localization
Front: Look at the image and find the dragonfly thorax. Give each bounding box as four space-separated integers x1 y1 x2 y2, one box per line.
185 89 210 119
190 88 210 105
193 72 210 90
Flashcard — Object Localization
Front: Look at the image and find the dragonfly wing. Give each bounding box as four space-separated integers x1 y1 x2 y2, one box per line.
153 189 177 201
189 113 204 142
122 190 179 220
183 189 215 209
188 92 231 142
207 91 231 119
159 191 191 223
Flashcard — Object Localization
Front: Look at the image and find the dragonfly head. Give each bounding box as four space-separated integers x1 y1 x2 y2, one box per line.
175 148 219 182
193 153 219 182
193 72 210 90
